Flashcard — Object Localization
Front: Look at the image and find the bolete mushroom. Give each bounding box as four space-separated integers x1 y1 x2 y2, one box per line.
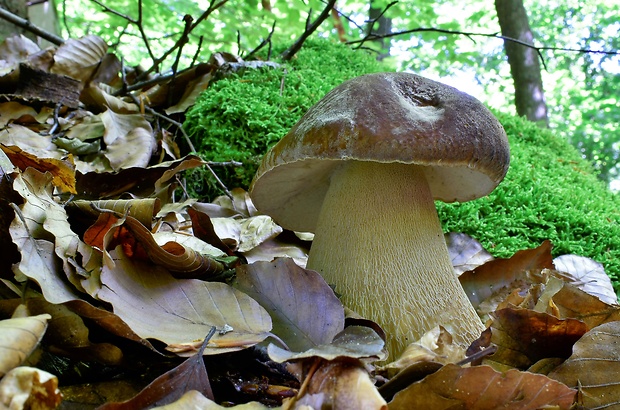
249 72 510 358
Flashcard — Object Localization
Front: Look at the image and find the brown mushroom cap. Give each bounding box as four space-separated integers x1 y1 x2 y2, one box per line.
250 72 510 233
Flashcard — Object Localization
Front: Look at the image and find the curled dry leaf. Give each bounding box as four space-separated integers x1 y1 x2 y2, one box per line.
1 144 76 194
98 335 213 410
553 254 618 305
97 247 271 355
460 241 554 309
548 320 620 409
547 282 620 329
388 364 576 409
283 359 386 410
10 168 84 303
0 366 62 410
474 307 587 371
235 258 344 352
445 232 494 275
211 215 282 253
51 35 108 82
151 390 272 410
0 313 50 377
268 326 385 363
69 198 161 228
380 326 465 379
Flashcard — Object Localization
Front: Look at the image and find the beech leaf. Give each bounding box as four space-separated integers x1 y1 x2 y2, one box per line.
97 247 271 355
0 366 62 409
475 307 587 370
548 321 620 409
553 254 618 305
235 258 344 352
445 232 494 275
0 314 51 377
268 326 385 363
51 35 107 81
388 364 576 409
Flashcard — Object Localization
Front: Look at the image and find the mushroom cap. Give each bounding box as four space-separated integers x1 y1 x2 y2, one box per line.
250 72 510 233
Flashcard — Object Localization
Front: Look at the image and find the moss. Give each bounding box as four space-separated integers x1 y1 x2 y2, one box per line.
183 38 386 198
183 38 620 291
437 112 620 289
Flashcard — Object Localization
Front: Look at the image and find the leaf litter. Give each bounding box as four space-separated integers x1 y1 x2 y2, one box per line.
0 32 619 410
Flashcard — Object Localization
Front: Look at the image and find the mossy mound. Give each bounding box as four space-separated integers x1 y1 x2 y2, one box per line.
183 39 386 198
184 38 620 291
437 112 620 289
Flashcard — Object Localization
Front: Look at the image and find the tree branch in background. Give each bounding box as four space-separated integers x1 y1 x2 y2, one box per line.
347 26 619 69
245 20 276 60
279 0 337 61
0 5 64 45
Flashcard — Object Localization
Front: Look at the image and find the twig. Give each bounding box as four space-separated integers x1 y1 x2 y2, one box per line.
347 27 620 57
135 0 229 82
279 0 337 61
126 93 196 152
0 6 64 45
245 20 277 60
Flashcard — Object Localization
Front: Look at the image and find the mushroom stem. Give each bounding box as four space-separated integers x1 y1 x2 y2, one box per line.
306 161 484 358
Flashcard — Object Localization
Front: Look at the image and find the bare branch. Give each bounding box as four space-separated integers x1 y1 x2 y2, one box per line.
279 0 337 61
347 27 620 57
0 6 64 45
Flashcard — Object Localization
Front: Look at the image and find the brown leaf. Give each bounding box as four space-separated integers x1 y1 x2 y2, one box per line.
97 247 271 355
0 366 62 409
1 144 76 193
235 258 344 352
388 364 576 409
151 390 272 409
98 335 214 410
268 326 385 363
551 282 620 329
553 254 618 305
460 241 554 308
0 313 50 377
51 35 108 82
476 307 587 370
285 358 386 410
445 232 494 275
548 321 620 409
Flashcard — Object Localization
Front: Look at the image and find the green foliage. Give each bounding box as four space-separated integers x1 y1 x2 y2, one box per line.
183 39 386 198
437 112 620 290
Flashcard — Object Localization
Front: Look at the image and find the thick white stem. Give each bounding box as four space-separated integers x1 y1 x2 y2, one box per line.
306 161 484 359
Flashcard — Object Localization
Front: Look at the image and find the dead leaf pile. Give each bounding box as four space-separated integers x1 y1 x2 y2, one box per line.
0 33 619 410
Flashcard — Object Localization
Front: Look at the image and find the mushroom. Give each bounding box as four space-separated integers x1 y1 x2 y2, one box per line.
249 72 510 358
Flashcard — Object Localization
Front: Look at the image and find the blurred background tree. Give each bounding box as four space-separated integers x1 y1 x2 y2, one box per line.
52 0 620 187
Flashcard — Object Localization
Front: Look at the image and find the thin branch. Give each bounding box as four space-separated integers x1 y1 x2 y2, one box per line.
136 0 229 82
0 6 64 45
245 20 277 60
279 0 337 61
347 27 620 56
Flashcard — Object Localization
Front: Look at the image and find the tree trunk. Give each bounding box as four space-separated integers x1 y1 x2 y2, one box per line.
0 0 35 42
368 0 392 60
495 0 549 126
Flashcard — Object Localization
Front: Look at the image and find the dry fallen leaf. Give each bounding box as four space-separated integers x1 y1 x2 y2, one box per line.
476 307 587 370
553 254 618 305
152 390 273 409
98 335 214 409
283 358 386 410
0 313 50 377
549 320 620 409
460 241 554 309
388 364 576 409
268 326 385 363
97 247 272 355
235 258 344 352
445 232 494 275
51 35 108 82
0 366 62 410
